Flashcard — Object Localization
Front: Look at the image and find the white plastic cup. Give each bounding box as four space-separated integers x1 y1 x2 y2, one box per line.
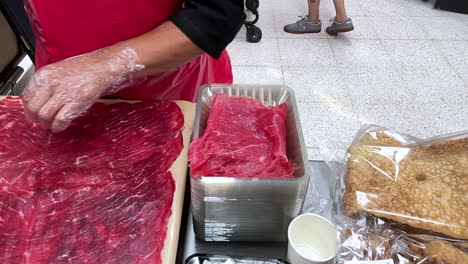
287 213 338 264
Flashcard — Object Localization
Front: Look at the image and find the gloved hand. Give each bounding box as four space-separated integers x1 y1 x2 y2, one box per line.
22 46 144 133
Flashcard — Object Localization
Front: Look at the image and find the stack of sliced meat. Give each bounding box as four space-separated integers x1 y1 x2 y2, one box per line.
0 98 184 264
189 94 295 178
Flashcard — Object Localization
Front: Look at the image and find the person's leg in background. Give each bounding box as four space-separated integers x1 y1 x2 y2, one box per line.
308 0 321 24
326 0 354 35
284 0 354 35
283 0 322 34
333 0 348 22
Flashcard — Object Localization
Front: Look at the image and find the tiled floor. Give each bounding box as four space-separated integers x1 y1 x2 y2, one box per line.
228 0 468 160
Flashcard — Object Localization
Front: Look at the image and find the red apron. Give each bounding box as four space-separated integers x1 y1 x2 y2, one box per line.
24 0 233 102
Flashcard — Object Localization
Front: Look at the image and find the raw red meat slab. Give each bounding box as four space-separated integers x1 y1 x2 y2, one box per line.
0 98 184 264
189 94 295 178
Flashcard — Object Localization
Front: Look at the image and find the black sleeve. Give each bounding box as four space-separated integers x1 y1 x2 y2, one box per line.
170 0 246 58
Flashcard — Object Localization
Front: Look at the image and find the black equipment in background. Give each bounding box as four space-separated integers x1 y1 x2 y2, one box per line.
0 0 34 95
0 0 35 60
434 0 468 14
244 0 262 43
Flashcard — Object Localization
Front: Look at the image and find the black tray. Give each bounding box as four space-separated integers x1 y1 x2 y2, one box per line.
185 254 288 263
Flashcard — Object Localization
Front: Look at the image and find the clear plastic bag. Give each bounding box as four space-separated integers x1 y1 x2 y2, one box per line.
336 216 468 264
301 159 339 219
324 125 468 263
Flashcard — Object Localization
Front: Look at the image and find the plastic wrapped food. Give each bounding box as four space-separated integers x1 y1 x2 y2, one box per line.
189 93 295 178
0 98 184 263
342 126 467 238
336 216 468 264
325 125 468 264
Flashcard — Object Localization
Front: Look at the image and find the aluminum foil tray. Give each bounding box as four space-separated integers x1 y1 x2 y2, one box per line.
190 84 310 242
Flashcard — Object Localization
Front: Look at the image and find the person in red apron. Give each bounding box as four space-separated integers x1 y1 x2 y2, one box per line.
22 0 245 132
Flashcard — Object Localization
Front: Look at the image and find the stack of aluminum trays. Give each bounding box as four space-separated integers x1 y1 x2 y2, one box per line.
190 84 310 242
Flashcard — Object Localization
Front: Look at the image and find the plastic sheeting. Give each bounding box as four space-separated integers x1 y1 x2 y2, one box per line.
0 98 184 264
323 125 468 264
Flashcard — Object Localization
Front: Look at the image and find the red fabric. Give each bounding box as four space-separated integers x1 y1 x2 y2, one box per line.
189 94 296 178
24 0 233 102
0 97 184 263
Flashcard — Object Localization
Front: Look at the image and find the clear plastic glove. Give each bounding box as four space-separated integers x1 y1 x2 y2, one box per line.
22 46 144 133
